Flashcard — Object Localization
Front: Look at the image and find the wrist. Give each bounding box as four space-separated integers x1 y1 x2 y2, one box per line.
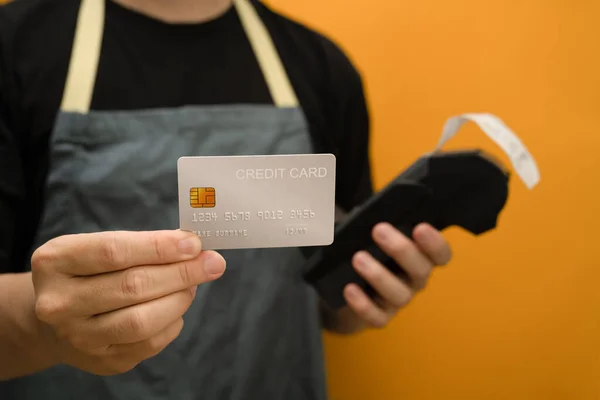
0 273 60 379
21 275 62 368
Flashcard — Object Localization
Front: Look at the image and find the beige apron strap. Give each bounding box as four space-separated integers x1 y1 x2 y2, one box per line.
60 0 296 111
234 0 299 108
60 0 105 113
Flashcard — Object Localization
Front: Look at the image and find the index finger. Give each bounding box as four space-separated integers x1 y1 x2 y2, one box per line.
42 230 203 276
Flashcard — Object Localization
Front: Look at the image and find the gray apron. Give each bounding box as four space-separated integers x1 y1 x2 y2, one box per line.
1 0 327 399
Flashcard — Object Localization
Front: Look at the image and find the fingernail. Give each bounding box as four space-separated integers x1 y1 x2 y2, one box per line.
415 224 435 244
203 253 226 276
346 285 360 299
189 285 198 297
178 235 201 255
374 223 392 241
354 252 370 272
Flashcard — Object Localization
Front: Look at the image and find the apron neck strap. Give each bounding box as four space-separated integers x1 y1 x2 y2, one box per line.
60 0 105 113
233 0 299 108
60 0 299 114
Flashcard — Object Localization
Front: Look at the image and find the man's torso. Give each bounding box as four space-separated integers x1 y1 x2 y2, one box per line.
0 1 373 398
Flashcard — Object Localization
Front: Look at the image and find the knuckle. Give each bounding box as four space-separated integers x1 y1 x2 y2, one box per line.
151 233 167 262
353 299 372 316
390 238 412 258
122 268 151 299
367 265 386 284
101 234 127 266
396 290 414 308
126 309 148 337
387 286 412 309
145 336 168 357
30 241 61 272
178 262 193 286
35 293 68 323
413 266 431 284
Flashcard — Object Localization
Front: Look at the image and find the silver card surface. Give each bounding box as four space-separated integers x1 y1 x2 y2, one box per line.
177 154 336 250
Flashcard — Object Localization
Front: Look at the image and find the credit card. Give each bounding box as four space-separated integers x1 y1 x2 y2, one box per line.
177 154 336 250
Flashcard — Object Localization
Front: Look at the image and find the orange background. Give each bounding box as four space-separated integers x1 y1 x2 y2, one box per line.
2 0 598 399
265 0 600 399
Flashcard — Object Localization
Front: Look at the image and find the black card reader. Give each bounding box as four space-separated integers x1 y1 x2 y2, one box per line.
302 149 510 310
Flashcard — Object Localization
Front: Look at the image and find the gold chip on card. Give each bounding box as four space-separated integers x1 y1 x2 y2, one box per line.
189 187 216 208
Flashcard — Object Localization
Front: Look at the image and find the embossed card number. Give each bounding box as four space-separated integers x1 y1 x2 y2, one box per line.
177 154 336 250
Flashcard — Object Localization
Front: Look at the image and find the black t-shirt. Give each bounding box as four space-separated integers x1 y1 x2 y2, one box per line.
0 0 373 273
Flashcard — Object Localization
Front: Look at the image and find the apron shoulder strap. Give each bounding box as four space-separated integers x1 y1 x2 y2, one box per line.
60 0 105 114
234 0 299 108
60 0 298 113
